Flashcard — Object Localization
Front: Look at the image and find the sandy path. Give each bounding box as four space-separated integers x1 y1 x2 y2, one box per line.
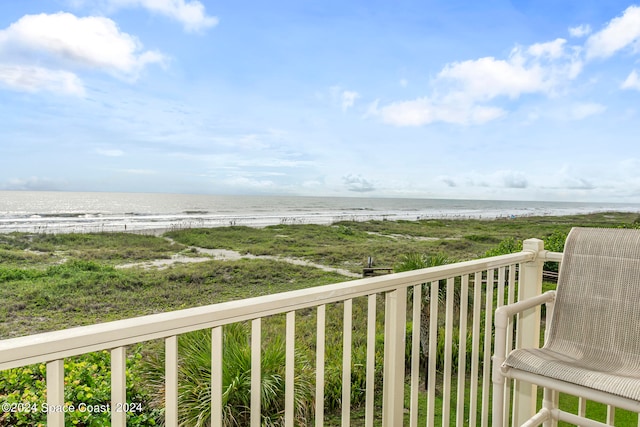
117 241 361 278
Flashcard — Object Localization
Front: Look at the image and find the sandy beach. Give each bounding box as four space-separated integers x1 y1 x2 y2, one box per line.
2 191 640 234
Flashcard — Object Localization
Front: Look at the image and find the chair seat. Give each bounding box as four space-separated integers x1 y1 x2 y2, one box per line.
505 347 640 401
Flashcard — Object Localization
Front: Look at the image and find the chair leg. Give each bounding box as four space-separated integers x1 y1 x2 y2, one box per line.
542 387 557 427
492 316 508 427
551 390 559 427
492 375 505 427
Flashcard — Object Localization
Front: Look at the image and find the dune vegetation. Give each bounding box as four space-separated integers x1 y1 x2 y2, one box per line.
0 212 638 426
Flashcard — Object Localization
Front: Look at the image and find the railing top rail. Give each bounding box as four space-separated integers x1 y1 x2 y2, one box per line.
0 250 536 370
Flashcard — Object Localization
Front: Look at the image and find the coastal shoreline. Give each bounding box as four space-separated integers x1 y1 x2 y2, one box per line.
2 191 640 234
2 207 640 235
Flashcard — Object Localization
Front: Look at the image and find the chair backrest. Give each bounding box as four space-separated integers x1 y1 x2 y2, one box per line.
545 227 640 367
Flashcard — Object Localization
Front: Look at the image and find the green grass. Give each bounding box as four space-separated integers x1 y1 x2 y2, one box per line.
0 258 349 338
0 232 185 270
543 391 638 426
166 212 639 271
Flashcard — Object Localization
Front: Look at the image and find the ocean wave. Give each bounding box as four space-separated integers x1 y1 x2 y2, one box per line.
1 192 639 234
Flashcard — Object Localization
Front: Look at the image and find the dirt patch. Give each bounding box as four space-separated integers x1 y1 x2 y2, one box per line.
117 243 361 278
365 231 451 241
116 255 213 270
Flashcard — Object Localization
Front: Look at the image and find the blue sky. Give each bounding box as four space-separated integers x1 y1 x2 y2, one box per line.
1 0 640 202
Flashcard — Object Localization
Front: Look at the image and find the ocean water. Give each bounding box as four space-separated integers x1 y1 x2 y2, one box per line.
1 191 639 234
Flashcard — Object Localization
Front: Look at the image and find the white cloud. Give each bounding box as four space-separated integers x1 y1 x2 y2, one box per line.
569 24 591 38
562 177 595 190
442 170 529 190
341 90 359 111
330 86 360 111
438 41 579 100
499 171 528 189
0 12 165 80
585 5 640 59
223 176 276 189
0 64 85 96
376 37 581 127
342 174 375 192
106 0 218 32
541 166 597 191
621 70 640 90
437 55 545 100
377 97 504 126
569 102 606 120
527 38 567 59
0 176 61 191
377 98 434 126
439 176 457 187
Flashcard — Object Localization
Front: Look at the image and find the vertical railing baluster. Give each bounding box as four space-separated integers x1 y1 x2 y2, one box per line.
498 267 506 306
365 294 377 427
481 269 494 427
46 359 65 427
507 264 516 307
456 275 469 426
251 318 262 427
285 311 296 427
165 336 178 427
409 284 421 427
316 305 326 427
211 326 223 427
606 405 615 425
111 347 127 427
342 299 353 427
505 265 517 425
382 287 407 427
427 281 439 427
495 267 506 425
578 397 586 422
442 277 455 427
469 272 482 426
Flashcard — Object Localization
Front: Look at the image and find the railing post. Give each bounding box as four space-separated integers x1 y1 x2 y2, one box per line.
211 326 223 427
111 347 127 427
382 287 407 427
165 336 178 427
46 359 65 427
512 238 544 425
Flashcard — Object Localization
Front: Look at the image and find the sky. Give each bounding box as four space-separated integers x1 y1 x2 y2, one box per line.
1 0 640 202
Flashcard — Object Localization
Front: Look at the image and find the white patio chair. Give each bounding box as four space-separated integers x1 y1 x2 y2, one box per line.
492 227 640 427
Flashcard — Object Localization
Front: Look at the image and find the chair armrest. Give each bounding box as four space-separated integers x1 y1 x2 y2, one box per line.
492 290 556 386
494 290 556 329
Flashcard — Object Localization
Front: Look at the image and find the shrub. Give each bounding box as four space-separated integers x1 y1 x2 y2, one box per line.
394 252 450 273
483 237 522 257
543 230 568 273
322 332 385 412
141 323 313 426
405 321 480 377
0 350 157 426
0 267 43 282
464 234 499 243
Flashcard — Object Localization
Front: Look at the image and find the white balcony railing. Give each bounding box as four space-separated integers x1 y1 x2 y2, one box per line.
1 238 563 426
